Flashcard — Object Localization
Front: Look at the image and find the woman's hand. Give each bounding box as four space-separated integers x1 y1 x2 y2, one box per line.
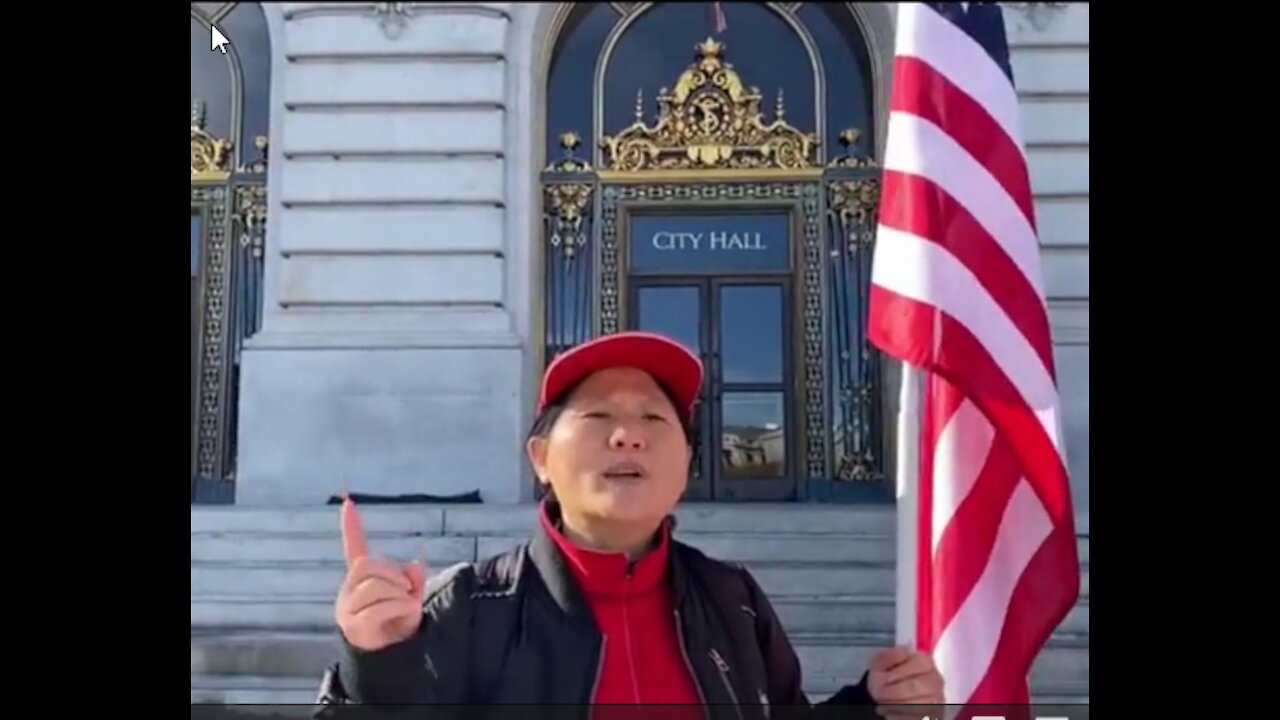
867 646 945 718
334 497 427 651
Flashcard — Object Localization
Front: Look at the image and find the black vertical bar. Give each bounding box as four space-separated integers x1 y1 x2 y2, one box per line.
829 206 850 478
829 210 839 474
859 217 878 475
248 225 262 338
574 218 587 347
236 220 248 354
707 278 719 498
584 213 593 344
783 277 796 496
545 202 558 364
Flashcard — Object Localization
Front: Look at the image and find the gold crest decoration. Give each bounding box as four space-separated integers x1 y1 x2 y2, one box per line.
191 102 233 181
600 38 818 172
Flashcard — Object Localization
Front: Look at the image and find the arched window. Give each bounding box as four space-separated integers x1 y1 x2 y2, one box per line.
539 3 885 503
190 2 271 503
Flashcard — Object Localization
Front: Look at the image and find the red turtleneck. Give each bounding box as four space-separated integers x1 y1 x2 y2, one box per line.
540 503 703 706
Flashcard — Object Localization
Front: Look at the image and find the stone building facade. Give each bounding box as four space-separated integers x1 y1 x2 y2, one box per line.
190 2 1088 521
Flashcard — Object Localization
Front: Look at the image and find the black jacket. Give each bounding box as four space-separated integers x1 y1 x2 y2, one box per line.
317 504 873 718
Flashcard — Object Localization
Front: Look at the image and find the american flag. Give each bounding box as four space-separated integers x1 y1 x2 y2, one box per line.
868 2 1081 705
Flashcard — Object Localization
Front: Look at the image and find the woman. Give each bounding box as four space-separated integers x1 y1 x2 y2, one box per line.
317 331 944 714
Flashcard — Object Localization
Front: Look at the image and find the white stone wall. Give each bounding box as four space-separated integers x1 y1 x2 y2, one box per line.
1004 3 1090 523
237 3 1088 518
238 3 527 505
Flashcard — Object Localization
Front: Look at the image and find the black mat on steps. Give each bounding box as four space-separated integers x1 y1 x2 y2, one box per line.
325 490 482 505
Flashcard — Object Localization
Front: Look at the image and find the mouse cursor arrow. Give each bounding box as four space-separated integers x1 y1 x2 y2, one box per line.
211 25 230 54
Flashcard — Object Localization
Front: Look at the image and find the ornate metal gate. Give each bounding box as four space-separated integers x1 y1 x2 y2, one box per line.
540 36 888 500
190 102 266 503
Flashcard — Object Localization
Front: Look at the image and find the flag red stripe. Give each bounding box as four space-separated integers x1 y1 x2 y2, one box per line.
889 55 1037 229
868 286 1075 525
879 169 1056 374
918 377 959 653
915 374 948 649
966 522 1080 704
927 394 1025 646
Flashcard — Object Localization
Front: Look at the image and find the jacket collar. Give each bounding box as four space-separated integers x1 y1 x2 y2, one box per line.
539 500 670 598
528 500 682 621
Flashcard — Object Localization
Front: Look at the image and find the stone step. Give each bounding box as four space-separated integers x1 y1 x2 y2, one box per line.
191 532 901 566
773 596 1089 636
804 677 1089 705
785 631 1088 687
191 630 1086 692
193 593 1089 637
192 559 1088 603
805 678 1088 703
192 560 899 599
190 505 902 537
189 673 1088 708
189 505 908 580
1029 694 1090 705
192 535 479 566
190 508 1089 567
191 674 317 714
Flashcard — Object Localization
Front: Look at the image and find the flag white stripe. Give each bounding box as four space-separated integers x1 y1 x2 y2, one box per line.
896 3 1026 152
930 398 996 555
871 226 1065 457
931 478 1053 703
1035 404 1067 465
882 111 1045 301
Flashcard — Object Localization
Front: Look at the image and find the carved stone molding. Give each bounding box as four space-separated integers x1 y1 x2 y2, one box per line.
371 2 415 39
1002 2 1068 32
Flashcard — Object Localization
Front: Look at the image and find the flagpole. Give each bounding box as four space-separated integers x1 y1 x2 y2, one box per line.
894 362 921 648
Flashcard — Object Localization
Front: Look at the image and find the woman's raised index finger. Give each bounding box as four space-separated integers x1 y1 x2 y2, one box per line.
340 494 370 565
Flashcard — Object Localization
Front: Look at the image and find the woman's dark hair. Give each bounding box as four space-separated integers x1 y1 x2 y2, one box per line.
526 376 700 499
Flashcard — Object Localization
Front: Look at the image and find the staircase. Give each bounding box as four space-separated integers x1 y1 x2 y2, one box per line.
191 505 1089 708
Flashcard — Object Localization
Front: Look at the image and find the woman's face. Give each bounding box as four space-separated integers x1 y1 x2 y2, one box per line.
527 367 691 529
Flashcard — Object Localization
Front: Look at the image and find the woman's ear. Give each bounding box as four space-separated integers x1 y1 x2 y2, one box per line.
526 435 550 486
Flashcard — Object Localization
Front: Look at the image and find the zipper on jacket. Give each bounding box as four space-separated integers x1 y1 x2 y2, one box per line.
673 609 710 715
624 563 641 703
709 648 745 720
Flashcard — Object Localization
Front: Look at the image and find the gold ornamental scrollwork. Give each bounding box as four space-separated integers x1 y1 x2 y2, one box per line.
543 132 593 260
827 128 878 170
599 38 819 173
545 184 592 259
191 102 233 181
828 179 880 252
238 134 269 175
544 132 592 173
826 128 880 253
235 185 268 259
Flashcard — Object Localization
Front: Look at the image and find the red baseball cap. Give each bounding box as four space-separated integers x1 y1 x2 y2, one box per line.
537 331 703 421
